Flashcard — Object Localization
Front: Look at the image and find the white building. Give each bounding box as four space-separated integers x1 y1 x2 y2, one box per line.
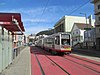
54 15 95 33
71 23 93 47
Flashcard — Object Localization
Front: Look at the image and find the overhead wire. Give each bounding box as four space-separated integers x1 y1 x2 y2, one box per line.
55 0 91 16
37 0 49 24
33 0 92 33
36 0 91 24
68 0 91 15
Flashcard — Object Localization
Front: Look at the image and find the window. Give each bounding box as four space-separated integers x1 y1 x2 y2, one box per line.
99 28 100 32
98 17 100 21
80 36 83 40
75 29 79 34
61 39 70 45
46 38 53 44
98 5 100 9
76 31 78 34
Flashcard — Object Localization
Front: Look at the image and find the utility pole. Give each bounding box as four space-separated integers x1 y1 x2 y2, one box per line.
80 13 88 49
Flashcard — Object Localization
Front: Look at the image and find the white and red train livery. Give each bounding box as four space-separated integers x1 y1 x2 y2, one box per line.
36 32 72 55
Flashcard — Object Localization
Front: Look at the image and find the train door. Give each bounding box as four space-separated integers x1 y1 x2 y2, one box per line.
54 35 60 50
0 26 2 72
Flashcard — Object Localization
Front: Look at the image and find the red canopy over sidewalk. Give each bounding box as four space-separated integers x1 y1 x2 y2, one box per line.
0 13 25 32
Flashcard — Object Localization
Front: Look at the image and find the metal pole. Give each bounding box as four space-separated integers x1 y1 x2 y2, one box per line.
85 14 88 49
85 14 87 24
80 13 88 49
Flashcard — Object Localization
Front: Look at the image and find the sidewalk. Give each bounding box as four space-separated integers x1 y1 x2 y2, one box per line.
72 48 100 57
0 47 31 75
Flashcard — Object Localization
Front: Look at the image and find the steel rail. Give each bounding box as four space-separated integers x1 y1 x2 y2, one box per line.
36 47 71 75
35 54 45 75
69 55 100 66
63 57 100 73
45 55 71 75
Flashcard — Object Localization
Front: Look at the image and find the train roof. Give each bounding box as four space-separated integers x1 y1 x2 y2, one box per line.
45 32 71 38
51 32 71 36
37 32 71 40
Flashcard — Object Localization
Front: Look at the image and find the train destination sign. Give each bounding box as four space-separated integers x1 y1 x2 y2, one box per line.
61 34 70 39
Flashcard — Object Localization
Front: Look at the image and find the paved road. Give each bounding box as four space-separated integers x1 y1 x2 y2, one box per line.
72 48 100 57
72 48 100 62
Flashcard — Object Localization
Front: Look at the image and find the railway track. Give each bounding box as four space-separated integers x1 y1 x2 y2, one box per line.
44 54 70 75
31 46 100 75
69 55 100 66
37 47 100 73
33 49 71 75
63 56 100 73
35 54 45 75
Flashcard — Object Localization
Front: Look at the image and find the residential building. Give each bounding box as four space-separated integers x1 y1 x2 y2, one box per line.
92 0 100 50
27 34 36 44
84 28 96 48
54 15 95 33
13 34 25 48
71 23 93 47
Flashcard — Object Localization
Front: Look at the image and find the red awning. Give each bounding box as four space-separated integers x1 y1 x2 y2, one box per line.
0 13 25 32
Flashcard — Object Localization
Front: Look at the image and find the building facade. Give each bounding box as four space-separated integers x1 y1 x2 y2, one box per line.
54 16 95 33
0 26 13 72
84 28 96 48
13 34 25 48
71 23 93 47
0 13 25 72
92 0 100 50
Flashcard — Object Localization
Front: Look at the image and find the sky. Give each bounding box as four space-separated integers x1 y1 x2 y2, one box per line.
0 0 94 35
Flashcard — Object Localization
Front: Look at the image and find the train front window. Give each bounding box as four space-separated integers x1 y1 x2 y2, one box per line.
61 39 70 45
61 34 70 45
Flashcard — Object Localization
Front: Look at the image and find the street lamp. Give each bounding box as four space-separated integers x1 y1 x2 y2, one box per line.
80 13 87 24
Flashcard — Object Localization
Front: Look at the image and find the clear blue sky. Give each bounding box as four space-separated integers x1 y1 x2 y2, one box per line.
0 0 94 34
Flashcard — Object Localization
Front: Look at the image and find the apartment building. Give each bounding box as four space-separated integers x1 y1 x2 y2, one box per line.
71 23 93 47
92 0 100 50
54 16 94 33
84 28 96 48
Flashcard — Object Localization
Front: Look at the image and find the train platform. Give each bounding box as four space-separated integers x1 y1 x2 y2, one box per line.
0 47 31 75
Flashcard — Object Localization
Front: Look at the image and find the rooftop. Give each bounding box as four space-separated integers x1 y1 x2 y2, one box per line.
74 23 93 30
